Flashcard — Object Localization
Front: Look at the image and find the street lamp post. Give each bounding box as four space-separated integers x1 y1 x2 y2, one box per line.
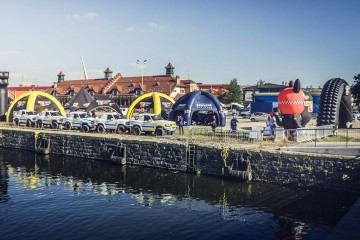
136 60 147 91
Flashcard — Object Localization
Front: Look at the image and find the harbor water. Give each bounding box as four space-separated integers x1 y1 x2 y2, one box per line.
0 148 359 240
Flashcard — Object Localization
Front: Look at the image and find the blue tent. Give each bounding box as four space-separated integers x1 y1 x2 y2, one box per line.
169 90 226 127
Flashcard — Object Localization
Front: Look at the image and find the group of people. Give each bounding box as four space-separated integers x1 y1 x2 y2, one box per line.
176 112 277 136
176 114 218 135
232 112 276 136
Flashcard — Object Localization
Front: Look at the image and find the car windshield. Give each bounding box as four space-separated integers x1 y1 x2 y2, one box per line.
152 115 164 121
26 111 37 115
113 114 121 119
50 112 61 116
79 113 90 118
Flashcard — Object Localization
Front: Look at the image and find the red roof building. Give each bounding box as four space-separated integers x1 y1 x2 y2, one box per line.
51 63 200 107
197 83 230 97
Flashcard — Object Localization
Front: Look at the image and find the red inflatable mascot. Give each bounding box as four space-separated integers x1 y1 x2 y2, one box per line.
274 79 312 129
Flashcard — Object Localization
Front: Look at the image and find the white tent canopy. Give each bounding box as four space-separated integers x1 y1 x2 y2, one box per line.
224 102 244 109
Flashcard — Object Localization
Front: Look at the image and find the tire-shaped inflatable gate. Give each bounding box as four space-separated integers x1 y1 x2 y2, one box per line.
317 78 353 128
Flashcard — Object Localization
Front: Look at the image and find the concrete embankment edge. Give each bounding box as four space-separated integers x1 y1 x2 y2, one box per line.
1 128 359 192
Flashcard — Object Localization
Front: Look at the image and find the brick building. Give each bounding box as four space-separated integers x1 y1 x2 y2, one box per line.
51 63 199 107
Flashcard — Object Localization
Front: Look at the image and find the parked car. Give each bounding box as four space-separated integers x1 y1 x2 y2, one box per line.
13 110 37 127
239 110 251 118
353 111 360 121
250 112 269 122
34 110 63 129
61 111 96 132
127 113 177 136
94 113 129 133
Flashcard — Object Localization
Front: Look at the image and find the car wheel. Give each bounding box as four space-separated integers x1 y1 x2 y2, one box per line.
81 125 90 133
97 124 105 133
14 119 19 126
26 120 31 127
133 126 141 135
155 128 164 136
251 118 255 122
52 122 59 129
64 122 71 130
37 121 43 128
117 124 126 134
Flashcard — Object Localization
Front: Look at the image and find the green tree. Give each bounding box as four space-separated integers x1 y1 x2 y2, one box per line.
251 79 266 102
351 73 360 104
218 78 243 104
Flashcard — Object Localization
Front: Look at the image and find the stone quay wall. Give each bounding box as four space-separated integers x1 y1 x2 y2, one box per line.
1 128 359 192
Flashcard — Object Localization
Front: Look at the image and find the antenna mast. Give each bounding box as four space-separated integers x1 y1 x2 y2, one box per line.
80 56 88 80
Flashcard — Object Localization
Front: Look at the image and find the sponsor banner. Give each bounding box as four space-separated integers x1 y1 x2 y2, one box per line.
140 102 151 108
195 102 213 109
177 103 187 109
17 101 26 107
38 100 51 107
162 102 172 108
305 101 313 112
96 100 111 105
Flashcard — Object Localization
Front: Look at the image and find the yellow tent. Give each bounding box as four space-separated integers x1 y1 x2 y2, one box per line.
126 92 175 119
6 91 66 123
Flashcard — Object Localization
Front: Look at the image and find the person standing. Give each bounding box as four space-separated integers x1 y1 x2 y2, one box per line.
230 114 239 134
177 114 184 135
211 114 217 133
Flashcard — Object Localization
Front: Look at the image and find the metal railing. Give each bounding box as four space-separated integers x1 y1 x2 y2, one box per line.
283 126 360 147
169 125 360 147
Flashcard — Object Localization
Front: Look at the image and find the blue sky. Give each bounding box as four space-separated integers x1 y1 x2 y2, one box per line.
1 0 359 87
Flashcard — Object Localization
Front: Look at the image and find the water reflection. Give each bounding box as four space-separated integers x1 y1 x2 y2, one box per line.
0 149 359 239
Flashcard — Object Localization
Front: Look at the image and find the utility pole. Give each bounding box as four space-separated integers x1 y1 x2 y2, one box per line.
136 59 147 90
81 56 88 80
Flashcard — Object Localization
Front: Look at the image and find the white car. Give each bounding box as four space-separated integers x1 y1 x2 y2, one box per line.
353 111 360 121
127 113 177 136
240 110 251 118
61 112 96 132
34 110 63 129
250 112 269 122
13 110 37 127
94 113 129 133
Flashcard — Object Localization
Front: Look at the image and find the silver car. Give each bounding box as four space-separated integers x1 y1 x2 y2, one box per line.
250 112 269 122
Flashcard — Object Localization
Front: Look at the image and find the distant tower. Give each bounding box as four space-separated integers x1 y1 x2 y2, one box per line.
165 62 174 75
0 71 9 121
104 67 113 79
57 71 65 83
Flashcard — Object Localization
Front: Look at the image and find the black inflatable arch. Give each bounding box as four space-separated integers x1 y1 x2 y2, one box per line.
317 78 353 128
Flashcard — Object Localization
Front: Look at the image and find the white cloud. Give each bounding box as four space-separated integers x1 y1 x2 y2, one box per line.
147 22 165 30
71 12 98 19
0 51 19 55
125 27 136 31
124 22 166 32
